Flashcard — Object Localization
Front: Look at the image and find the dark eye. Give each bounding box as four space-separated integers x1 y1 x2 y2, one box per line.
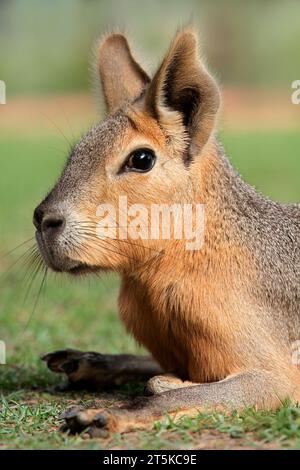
124 148 156 173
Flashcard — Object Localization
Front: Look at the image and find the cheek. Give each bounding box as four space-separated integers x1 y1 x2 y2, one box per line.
107 176 177 209
115 178 156 205
77 204 98 224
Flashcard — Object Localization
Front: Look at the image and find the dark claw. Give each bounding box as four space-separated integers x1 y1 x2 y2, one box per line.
41 350 69 362
58 408 89 434
93 412 108 428
59 407 83 420
41 349 81 363
65 418 86 434
40 352 54 362
60 359 79 374
59 423 69 433
143 384 155 396
64 414 88 434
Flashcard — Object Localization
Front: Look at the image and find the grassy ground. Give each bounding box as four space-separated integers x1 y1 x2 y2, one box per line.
1 130 300 449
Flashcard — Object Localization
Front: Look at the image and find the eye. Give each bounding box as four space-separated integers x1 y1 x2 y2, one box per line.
124 148 156 173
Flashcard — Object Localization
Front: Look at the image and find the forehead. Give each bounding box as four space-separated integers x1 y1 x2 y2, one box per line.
49 113 130 201
63 107 165 181
69 113 129 175
50 107 166 202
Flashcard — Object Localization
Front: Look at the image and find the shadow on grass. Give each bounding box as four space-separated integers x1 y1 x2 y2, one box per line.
1 360 147 410
0 362 60 393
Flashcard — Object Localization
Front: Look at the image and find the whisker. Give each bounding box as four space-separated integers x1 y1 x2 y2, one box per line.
22 256 44 306
0 237 35 260
77 238 141 265
78 230 164 255
40 112 75 152
74 235 163 273
0 244 37 280
75 222 165 255
23 265 48 331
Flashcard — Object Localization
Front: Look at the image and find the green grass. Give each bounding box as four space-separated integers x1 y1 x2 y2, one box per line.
1 130 300 449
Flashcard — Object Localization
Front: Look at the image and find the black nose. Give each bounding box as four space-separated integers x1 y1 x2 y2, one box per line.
41 213 65 233
33 206 65 235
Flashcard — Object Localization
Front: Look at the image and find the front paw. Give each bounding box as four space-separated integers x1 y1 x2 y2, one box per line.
41 348 111 390
41 348 83 374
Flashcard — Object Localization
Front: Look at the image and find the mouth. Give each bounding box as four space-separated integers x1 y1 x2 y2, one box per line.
67 263 100 276
35 231 98 275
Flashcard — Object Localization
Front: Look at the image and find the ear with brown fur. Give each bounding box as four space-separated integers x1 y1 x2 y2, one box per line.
146 28 220 160
97 33 150 115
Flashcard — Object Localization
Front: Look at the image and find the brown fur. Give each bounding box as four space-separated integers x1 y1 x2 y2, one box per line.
35 28 300 436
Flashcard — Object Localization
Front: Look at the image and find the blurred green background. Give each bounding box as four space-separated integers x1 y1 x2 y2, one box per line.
0 0 299 363
0 0 299 367
1 0 300 95
0 0 300 449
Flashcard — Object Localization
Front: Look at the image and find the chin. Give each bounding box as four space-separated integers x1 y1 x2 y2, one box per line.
36 231 102 275
43 256 103 276
66 263 104 276
42 254 103 276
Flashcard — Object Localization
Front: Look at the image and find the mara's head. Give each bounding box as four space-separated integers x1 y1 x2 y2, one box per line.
34 28 220 275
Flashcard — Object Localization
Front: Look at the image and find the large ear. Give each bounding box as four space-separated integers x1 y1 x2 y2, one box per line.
97 33 150 115
146 28 220 159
